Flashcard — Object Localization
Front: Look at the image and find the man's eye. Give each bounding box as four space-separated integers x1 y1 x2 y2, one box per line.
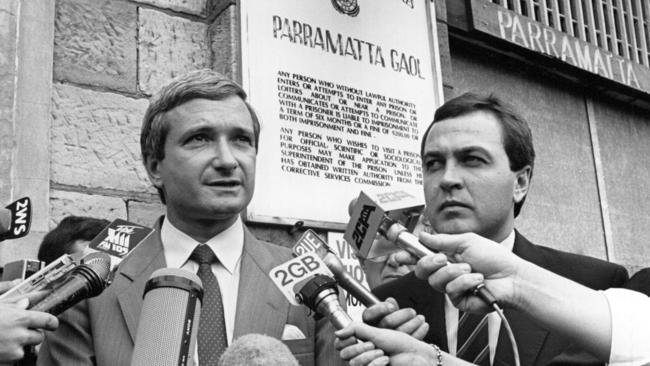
236 135 253 145
464 156 485 165
186 134 208 145
424 159 442 171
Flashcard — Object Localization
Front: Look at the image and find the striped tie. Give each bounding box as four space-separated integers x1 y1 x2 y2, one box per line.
457 312 490 365
191 245 228 365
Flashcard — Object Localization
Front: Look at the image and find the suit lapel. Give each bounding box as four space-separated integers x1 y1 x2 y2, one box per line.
233 228 287 339
493 231 549 366
115 221 166 341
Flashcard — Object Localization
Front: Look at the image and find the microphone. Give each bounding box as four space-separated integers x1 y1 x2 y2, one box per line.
218 334 299 366
292 230 380 307
131 268 203 366
296 274 353 330
30 252 111 315
345 190 497 306
0 197 31 241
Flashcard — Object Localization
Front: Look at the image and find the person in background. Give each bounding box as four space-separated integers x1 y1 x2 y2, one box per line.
37 216 109 265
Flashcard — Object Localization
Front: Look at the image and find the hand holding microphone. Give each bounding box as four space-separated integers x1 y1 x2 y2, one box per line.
414 232 525 313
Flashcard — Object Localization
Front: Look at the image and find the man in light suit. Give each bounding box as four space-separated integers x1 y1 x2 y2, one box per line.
366 93 628 366
38 69 343 366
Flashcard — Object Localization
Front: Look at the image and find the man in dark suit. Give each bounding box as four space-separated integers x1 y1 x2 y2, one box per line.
370 93 628 366
38 70 343 366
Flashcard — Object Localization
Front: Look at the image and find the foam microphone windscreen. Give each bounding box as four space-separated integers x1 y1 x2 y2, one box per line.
218 334 299 366
131 268 203 366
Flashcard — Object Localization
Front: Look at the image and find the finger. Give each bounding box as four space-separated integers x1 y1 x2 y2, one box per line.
335 336 357 350
426 263 472 293
334 323 355 339
410 321 430 341
5 290 51 306
394 314 426 335
362 300 397 325
0 279 21 294
367 355 390 366
377 307 417 330
340 341 376 360
392 250 417 266
419 232 473 256
413 254 450 280
349 349 386 366
23 310 59 331
20 329 46 347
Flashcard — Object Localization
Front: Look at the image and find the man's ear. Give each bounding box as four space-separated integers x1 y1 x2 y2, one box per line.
144 156 164 190
513 165 532 204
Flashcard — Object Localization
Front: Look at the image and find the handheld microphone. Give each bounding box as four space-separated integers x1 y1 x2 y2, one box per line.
292 230 380 307
0 197 31 241
131 268 202 366
296 274 353 330
218 334 299 366
30 252 111 315
345 190 497 306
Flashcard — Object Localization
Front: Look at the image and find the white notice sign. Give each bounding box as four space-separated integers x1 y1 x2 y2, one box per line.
242 0 442 227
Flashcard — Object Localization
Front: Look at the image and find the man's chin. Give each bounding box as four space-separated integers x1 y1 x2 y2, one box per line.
433 220 476 235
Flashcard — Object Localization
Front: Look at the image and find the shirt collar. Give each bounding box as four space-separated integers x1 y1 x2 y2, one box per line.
500 230 515 252
160 216 244 274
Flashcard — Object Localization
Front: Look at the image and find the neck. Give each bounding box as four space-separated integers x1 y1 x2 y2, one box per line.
166 212 238 243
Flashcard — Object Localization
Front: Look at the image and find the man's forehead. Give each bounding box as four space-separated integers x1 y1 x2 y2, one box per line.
424 111 504 151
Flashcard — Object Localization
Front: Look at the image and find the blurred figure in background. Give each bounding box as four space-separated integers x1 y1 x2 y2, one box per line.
37 216 109 265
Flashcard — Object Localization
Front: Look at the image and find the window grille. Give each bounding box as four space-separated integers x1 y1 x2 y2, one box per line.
486 0 650 67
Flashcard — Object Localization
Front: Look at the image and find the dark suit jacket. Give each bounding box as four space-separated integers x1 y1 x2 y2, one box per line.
38 220 343 366
624 268 650 296
373 231 629 366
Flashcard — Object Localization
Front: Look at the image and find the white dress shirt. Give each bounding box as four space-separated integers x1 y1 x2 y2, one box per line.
160 216 244 345
604 288 650 366
445 230 515 365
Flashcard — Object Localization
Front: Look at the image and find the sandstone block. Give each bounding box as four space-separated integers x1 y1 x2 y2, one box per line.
139 8 210 95
134 0 207 17
54 0 137 92
49 190 127 228
51 83 152 193
127 200 165 227
209 4 239 80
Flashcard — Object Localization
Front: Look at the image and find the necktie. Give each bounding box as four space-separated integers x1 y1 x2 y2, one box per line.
457 311 490 365
191 245 228 365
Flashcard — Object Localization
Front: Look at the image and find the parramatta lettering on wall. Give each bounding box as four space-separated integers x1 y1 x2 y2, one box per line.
470 0 650 95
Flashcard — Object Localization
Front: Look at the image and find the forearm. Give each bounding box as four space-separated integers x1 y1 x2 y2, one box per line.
510 260 611 360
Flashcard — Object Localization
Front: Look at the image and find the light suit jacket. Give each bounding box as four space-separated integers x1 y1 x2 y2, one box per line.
38 219 342 366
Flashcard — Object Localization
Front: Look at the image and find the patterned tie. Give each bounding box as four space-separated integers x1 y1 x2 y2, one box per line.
457 312 490 365
190 245 228 365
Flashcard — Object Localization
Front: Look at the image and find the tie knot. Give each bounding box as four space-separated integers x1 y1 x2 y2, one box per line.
190 245 217 265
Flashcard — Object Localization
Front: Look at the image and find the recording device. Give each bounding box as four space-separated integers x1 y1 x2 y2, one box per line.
218 334 299 366
0 197 31 241
269 252 333 305
292 230 380 307
1 259 43 281
30 252 111 315
296 274 352 330
345 190 497 306
0 254 76 301
131 268 203 366
86 218 154 270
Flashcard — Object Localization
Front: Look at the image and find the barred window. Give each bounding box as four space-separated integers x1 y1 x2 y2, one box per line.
486 0 650 67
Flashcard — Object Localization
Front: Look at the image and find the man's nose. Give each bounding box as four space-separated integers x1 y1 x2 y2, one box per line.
210 140 238 171
439 162 463 191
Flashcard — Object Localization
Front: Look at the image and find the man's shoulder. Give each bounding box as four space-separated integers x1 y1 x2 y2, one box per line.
517 233 629 288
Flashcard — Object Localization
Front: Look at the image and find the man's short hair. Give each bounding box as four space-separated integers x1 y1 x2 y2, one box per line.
38 216 110 265
140 69 261 204
420 92 535 217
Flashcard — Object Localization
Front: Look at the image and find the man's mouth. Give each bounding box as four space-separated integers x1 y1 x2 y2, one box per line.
206 180 240 188
439 201 470 211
